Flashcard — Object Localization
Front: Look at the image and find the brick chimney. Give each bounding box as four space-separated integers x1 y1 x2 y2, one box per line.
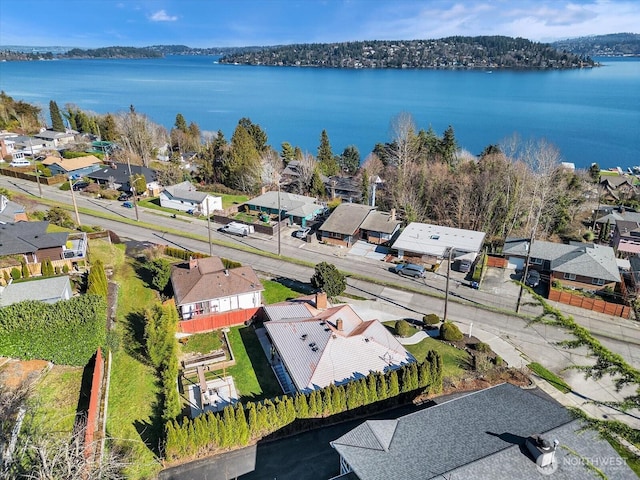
189 256 198 270
315 291 327 309
336 318 343 331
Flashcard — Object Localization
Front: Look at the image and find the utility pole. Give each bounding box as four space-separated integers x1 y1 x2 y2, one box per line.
126 155 140 222
516 232 535 313
69 177 81 226
29 142 42 198
443 247 453 322
206 201 212 256
277 181 281 256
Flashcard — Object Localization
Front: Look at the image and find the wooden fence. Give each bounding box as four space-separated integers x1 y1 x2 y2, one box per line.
178 307 260 334
548 288 631 318
0 167 67 185
487 255 508 268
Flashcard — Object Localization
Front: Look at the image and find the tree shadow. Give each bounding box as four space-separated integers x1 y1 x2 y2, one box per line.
122 310 148 364
73 351 97 435
133 393 165 457
272 276 314 295
238 326 283 401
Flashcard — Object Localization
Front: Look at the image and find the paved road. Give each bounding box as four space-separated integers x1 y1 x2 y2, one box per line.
6 176 640 476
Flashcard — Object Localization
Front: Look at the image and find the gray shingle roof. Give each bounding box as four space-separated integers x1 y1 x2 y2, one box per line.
162 181 211 203
0 276 71 306
359 211 402 234
531 241 620 282
320 203 374 236
0 221 66 256
331 383 575 480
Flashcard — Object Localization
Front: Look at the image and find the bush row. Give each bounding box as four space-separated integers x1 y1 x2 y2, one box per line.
165 351 442 461
0 294 107 365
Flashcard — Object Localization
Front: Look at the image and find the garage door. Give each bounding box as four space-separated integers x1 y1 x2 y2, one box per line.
507 257 525 271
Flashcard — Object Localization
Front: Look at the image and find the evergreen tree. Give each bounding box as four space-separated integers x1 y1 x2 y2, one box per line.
408 362 419 391
317 130 339 175
294 393 309 418
346 382 359 410
223 123 261 192
322 385 333 416
361 168 370 206
367 373 378 403
99 113 119 141
256 403 269 436
294 146 303 160
21 262 30 279
309 168 326 198
87 259 108 297
418 360 431 388
440 125 458 167
388 370 400 397
174 113 188 132
308 389 319 417
238 117 268 152
146 258 172 292
3 270 10 285
49 100 65 132
599 219 611 243
246 402 258 438
235 403 250 445
376 371 388 400
400 366 411 393
339 145 360 174
359 377 369 406
310 262 346 299
221 405 235 447
281 142 296 164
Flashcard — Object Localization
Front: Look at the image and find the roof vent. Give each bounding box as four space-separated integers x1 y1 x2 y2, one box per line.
301 334 307 340
364 338 370 342
311 347 319 352
309 342 316 348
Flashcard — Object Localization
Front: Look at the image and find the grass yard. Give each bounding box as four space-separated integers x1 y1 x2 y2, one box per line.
102 243 163 479
180 331 224 355
225 326 282 402
25 366 84 435
404 337 471 379
262 279 304 304
219 193 249 210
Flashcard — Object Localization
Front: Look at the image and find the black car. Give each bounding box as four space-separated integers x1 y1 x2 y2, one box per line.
72 181 89 191
525 270 541 288
118 192 133 201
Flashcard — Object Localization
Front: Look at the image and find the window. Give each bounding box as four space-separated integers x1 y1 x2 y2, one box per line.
563 273 576 281
592 278 605 286
531 258 543 265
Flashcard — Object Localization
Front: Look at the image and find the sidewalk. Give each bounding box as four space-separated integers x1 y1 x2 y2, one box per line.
349 297 640 430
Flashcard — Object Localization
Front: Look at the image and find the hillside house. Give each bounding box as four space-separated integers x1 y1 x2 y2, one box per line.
318 203 375 247
243 191 325 227
159 181 222 214
391 223 486 262
41 155 102 178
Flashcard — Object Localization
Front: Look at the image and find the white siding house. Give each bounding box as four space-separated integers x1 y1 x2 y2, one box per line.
160 181 222 214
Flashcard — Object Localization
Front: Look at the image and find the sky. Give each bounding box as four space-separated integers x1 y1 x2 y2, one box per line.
0 0 638 48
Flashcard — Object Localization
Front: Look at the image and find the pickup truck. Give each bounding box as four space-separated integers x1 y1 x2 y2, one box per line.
218 222 254 237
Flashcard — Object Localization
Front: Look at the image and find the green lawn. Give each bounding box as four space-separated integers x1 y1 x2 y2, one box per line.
180 331 224 355
219 193 249 210
225 326 282 402
26 366 84 434
103 243 163 479
605 434 640 476
262 279 304 304
404 337 471 379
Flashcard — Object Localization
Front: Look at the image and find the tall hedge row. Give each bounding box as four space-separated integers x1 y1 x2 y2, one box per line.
0 294 107 365
165 352 442 461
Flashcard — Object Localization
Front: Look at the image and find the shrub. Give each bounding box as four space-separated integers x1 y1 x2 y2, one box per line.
473 353 492 372
36 164 52 177
474 341 491 353
0 295 106 365
21 262 30 279
494 355 504 367
423 313 441 326
10 268 20 281
395 319 414 338
99 188 120 200
440 322 463 342
84 183 100 194
310 262 346 299
59 182 71 191
45 206 75 229
62 264 70 274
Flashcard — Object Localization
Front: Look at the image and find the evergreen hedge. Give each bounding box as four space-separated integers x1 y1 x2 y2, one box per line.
165 353 442 461
0 294 107 365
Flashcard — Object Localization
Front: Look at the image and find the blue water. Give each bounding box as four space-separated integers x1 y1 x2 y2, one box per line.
0 55 638 169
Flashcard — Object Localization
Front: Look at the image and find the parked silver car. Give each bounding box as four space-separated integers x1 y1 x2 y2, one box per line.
393 263 426 278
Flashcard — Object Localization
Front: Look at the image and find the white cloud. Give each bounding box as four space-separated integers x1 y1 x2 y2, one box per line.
149 10 178 22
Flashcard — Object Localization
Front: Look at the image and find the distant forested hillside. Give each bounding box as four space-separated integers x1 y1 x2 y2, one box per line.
552 33 640 56
63 46 162 58
219 36 595 69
